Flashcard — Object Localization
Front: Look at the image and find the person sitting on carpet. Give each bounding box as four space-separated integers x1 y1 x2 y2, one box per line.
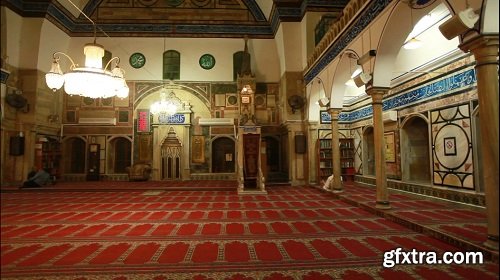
322 174 342 190
27 166 37 180
22 168 53 188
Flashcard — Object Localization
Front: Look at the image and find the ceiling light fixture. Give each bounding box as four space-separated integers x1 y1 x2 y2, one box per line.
403 37 423 49
403 5 423 50
44 0 129 99
150 87 182 116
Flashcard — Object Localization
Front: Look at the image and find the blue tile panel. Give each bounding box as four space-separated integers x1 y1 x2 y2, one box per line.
321 68 477 123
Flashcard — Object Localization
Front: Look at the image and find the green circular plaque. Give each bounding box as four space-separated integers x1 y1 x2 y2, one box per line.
129 52 146 69
199 54 215 70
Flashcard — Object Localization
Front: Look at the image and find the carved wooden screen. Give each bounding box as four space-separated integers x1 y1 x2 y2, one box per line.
161 136 181 180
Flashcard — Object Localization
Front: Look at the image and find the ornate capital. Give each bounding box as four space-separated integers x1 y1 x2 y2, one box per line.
327 108 342 120
366 87 389 104
459 35 499 66
460 35 499 54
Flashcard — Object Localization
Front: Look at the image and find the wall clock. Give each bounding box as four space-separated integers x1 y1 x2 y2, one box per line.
199 54 215 70
129 52 146 69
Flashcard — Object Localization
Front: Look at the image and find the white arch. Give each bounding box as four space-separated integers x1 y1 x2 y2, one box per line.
373 1 440 87
400 113 430 127
306 78 326 122
330 51 358 109
134 84 210 120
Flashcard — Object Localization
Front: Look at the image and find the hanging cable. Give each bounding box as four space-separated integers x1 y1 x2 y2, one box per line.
65 0 157 79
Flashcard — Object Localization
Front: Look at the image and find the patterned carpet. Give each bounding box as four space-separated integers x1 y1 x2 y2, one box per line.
1 184 498 279
322 184 497 259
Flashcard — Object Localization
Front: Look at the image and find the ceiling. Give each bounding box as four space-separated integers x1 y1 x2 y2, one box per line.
3 0 349 38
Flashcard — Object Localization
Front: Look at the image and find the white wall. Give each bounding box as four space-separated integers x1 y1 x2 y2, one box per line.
274 22 304 75
3 7 24 68
3 6 281 84
45 35 280 83
38 19 71 72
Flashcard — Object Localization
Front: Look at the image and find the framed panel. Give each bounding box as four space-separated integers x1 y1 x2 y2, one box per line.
100 97 113 107
82 97 95 107
266 95 276 107
444 137 457 156
66 111 77 123
215 94 226 107
138 134 152 162
192 135 205 163
255 94 266 108
118 110 129 123
384 132 396 162
226 94 238 107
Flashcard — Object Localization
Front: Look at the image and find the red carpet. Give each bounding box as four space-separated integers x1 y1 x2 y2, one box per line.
1 184 498 279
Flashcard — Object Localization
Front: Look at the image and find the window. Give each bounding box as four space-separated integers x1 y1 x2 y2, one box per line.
163 50 180 80
233 51 244 80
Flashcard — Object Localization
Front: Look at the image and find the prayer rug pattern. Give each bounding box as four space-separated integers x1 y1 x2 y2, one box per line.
1 186 498 279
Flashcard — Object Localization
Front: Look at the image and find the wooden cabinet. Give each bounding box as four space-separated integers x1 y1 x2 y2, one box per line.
317 138 355 183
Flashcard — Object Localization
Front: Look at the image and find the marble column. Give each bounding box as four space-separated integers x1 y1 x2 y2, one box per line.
460 35 498 250
366 87 390 209
328 108 342 192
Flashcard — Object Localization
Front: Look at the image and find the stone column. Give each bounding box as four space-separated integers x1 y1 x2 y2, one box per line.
460 35 498 250
328 108 342 192
366 87 390 209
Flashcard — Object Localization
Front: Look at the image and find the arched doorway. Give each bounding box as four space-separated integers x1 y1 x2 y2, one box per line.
363 127 375 176
264 136 280 172
108 137 132 174
63 137 86 174
401 116 431 183
161 128 182 180
212 137 235 173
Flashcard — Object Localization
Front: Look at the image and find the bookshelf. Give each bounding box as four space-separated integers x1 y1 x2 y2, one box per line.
317 139 332 183
317 138 355 183
35 137 61 179
340 138 355 182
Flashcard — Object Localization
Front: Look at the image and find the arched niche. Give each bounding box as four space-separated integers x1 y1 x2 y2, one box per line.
362 126 375 176
211 136 236 173
400 114 431 183
62 136 86 174
107 136 132 174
